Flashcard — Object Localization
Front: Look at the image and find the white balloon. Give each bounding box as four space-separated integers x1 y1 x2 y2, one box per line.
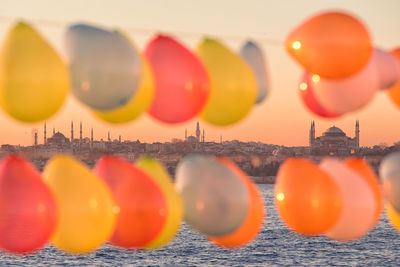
175 155 249 236
373 48 400 90
380 152 400 213
320 159 376 241
240 41 270 104
312 59 379 114
65 24 141 110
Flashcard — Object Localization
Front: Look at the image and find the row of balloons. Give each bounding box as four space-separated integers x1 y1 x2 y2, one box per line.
286 11 400 118
2 150 400 255
0 154 264 254
0 21 270 125
275 151 400 241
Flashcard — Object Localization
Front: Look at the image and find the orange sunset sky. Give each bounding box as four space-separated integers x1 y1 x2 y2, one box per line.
0 0 399 147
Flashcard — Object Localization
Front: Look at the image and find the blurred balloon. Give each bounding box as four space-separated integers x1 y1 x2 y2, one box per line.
93 56 154 123
320 159 376 241
275 158 342 236
43 155 116 253
311 59 379 114
298 73 342 118
372 48 400 90
175 155 249 236
240 40 270 104
144 35 209 123
380 151 400 213
136 156 183 249
65 24 141 110
197 38 257 126
0 22 69 122
387 48 400 108
209 158 265 248
286 11 373 79
386 203 400 232
0 155 57 254
94 156 167 249
344 158 383 228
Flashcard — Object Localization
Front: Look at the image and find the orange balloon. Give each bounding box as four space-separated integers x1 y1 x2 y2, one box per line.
388 48 400 108
286 11 373 79
209 158 265 248
275 158 342 235
344 158 383 226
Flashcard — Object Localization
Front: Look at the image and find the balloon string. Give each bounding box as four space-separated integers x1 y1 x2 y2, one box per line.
0 15 283 46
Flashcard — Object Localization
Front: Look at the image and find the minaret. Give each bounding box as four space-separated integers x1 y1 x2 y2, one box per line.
309 121 315 147
44 122 47 145
185 128 187 140
53 127 55 135
355 120 360 147
196 121 201 142
90 127 93 149
220 135 222 143
202 129 205 142
80 121 82 142
119 135 121 143
108 131 111 142
71 121 74 142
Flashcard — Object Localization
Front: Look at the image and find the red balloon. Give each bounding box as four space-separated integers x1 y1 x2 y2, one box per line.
144 35 210 123
299 73 341 118
0 155 58 254
94 156 167 248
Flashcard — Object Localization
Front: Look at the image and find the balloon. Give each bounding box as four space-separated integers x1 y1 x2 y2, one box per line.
240 40 270 104
209 158 265 248
65 24 141 110
311 58 379 114
373 48 400 90
379 151 400 213
175 155 249 236
0 22 69 122
298 73 342 118
275 158 342 235
144 35 209 123
387 48 400 108
286 11 373 79
386 203 400 232
320 159 376 241
94 156 167 249
344 158 383 228
43 155 116 253
196 38 257 126
136 156 183 249
0 155 57 254
93 56 154 123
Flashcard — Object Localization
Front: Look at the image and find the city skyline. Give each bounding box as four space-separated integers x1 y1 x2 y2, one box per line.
0 0 399 147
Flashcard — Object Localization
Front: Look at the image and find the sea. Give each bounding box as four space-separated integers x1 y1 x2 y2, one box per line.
1 184 399 267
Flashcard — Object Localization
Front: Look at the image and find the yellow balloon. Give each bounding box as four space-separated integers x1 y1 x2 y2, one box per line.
387 203 400 232
0 22 69 122
93 33 154 124
43 155 116 253
135 156 183 249
196 38 257 126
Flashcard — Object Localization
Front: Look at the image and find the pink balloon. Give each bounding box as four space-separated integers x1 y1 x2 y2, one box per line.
299 73 342 118
312 59 379 114
144 35 210 123
373 47 400 90
319 159 376 241
0 155 58 254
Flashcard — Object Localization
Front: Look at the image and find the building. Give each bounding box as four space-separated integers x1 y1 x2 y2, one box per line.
309 120 360 155
184 121 205 143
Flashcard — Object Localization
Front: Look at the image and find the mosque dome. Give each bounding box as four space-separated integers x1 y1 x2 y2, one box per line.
323 126 345 136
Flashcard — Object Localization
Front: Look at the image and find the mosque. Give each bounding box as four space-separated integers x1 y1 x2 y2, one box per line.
42 121 94 149
309 120 360 156
184 122 205 143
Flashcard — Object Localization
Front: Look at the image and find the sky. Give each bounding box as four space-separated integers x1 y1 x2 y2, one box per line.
0 0 399 147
